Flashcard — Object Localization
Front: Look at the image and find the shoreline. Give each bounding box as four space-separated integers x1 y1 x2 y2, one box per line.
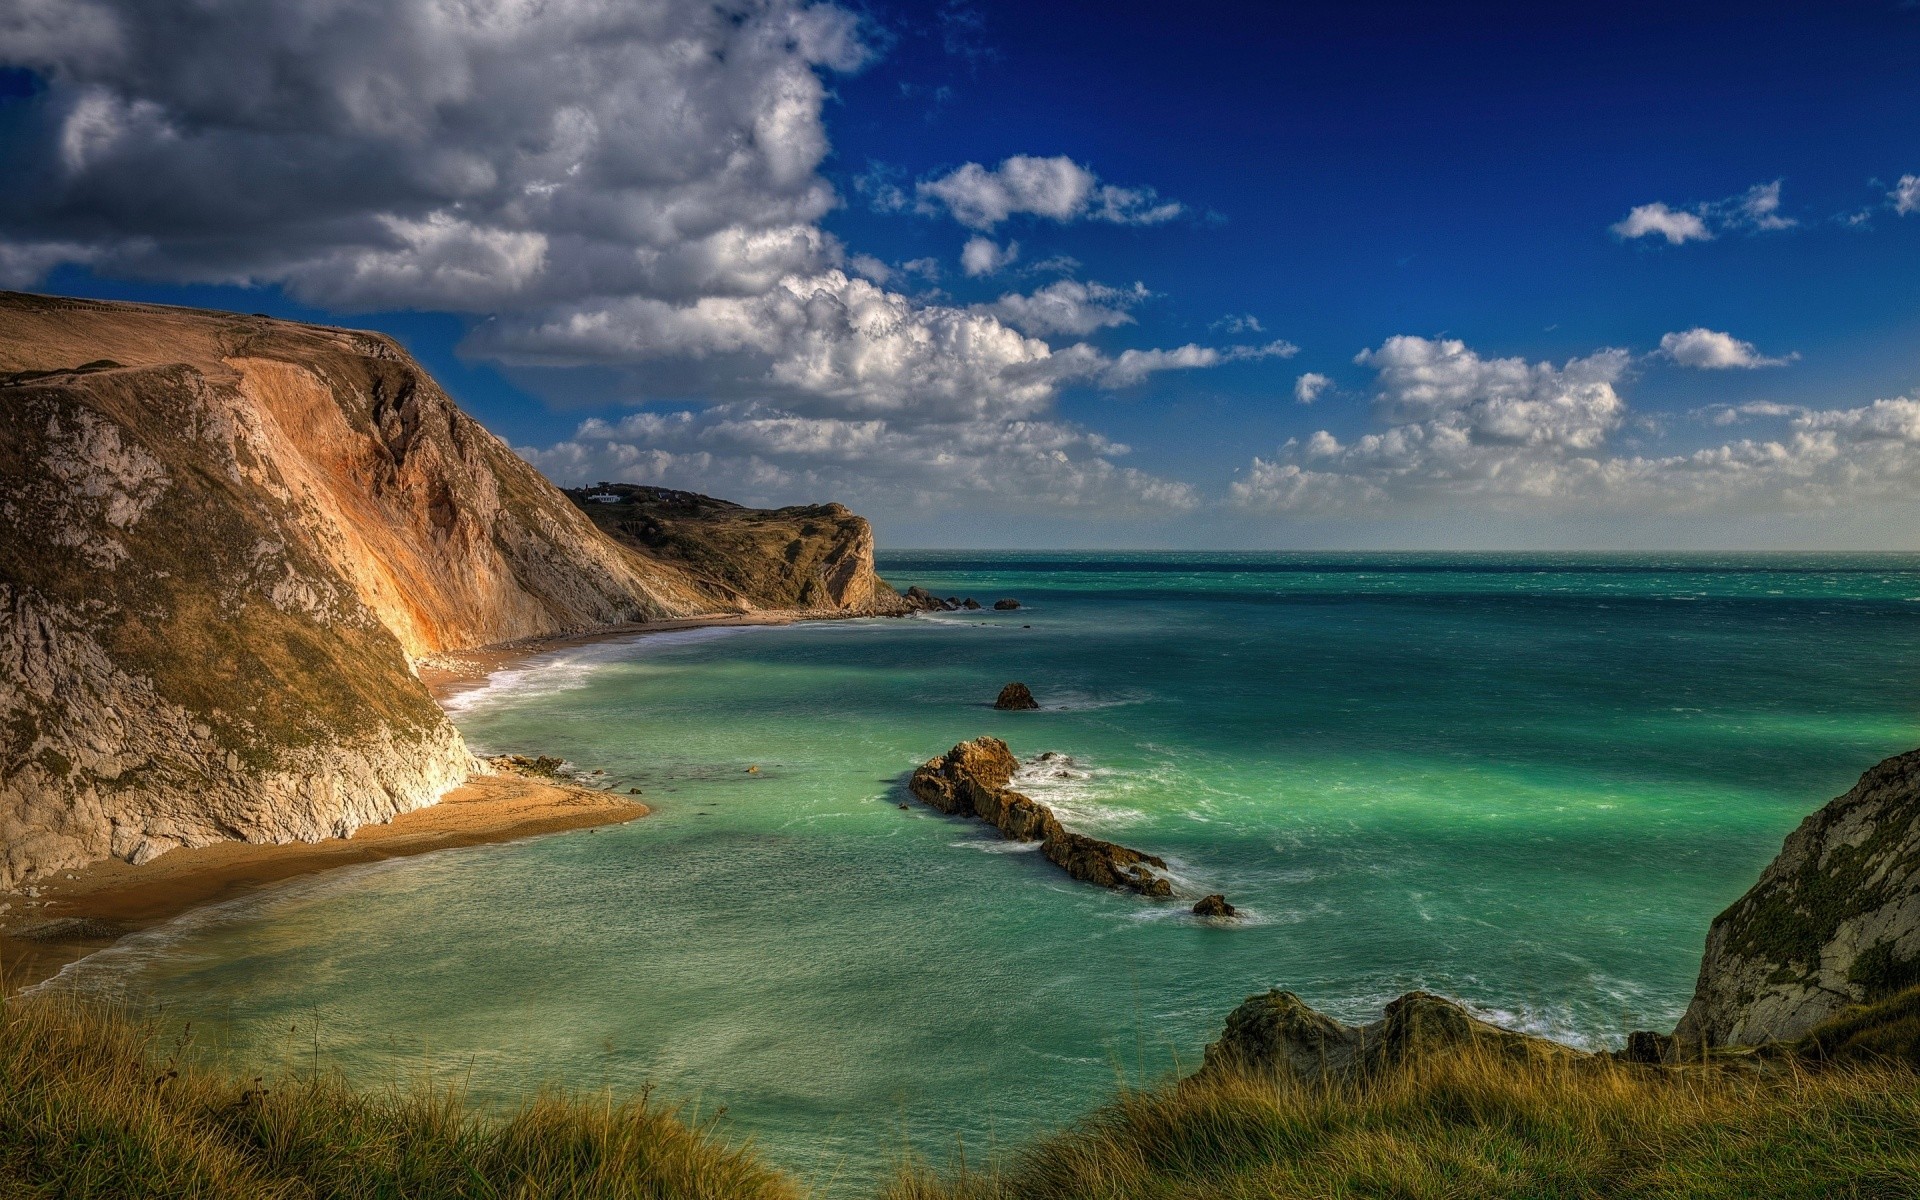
1 774 646 995
415 609 867 702
3 608 884 996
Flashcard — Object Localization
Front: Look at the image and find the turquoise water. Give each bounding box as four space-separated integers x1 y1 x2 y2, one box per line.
56 553 1920 1187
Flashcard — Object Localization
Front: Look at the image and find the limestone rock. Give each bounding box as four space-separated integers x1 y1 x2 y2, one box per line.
1675 747 1920 1048
0 292 896 887
994 682 1040 710
564 483 908 616
903 586 957 612
1193 893 1237 918
908 737 1176 897
1201 989 1582 1082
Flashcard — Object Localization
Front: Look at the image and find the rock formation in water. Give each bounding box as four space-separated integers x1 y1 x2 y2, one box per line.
908 736 1180 898
994 682 1040 710
1201 989 1583 1083
0 292 900 888
1675 747 1920 1048
993 598 1021 610
1193 893 1237 918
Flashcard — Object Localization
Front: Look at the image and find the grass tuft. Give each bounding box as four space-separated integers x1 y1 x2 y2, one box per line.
0 992 796 1199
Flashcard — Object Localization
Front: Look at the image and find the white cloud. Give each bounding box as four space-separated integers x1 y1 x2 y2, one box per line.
959 235 1019 277
1077 338 1298 388
1232 334 1920 518
1892 175 1920 216
1612 179 1797 244
1658 328 1793 370
982 279 1148 337
1211 313 1263 335
0 0 1271 519
1293 372 1331 404
916 155 1183 230
1612 203 1712 244
518 402 1200 515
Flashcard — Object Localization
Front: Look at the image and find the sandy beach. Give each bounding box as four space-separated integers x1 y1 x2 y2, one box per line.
1 773 647 992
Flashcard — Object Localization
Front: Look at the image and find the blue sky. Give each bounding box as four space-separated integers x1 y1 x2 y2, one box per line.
5 0 1920 547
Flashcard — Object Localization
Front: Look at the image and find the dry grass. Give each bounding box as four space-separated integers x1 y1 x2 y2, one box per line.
886 1042 1920 1200
0 994 796 1199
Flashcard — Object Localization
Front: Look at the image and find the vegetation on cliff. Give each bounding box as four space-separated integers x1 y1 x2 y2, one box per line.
9 987 1920 1200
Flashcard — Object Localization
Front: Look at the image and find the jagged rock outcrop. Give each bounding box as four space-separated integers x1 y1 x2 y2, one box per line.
1201 989 1583 1082
994 682 1040 711
565 484 907 616
1676 748 1920 1048
0 292 898 888
908 736 1178 898
1193 894 1237 918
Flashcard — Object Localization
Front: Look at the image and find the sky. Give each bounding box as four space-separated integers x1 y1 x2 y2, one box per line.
4 0 1920 549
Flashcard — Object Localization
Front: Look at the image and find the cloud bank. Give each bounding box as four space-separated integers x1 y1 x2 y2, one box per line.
0 0 1259 519
1232 334 1920 519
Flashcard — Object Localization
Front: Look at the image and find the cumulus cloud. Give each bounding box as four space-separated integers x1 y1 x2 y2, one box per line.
518 402 1200 514
1612 179 1796 244
1658 328 1794 370
959 235 1018 277
981 279 1148 337
1231 334 1920 518
1293 372 1331 404
916 155 1183 230
0 0 1256 521
1892 175 1920 216
1612 203 1712 245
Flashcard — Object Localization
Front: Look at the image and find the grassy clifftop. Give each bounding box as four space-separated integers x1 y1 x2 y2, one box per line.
8 988 1920 1200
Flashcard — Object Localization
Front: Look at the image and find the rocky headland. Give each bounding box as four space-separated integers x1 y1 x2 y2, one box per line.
909 736 1188 899
0 291 903 892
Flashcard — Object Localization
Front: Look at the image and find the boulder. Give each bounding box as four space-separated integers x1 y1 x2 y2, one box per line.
1200 989 1582 1083
962 598 983 610
903 586 957 612
1193 894 1237 918
994 682 1041 711
993 598 1021 610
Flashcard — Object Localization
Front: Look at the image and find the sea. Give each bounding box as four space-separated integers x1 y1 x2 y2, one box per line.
45 552 1920 1188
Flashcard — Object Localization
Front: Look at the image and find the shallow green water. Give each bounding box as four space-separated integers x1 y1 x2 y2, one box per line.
56 553 1920 1187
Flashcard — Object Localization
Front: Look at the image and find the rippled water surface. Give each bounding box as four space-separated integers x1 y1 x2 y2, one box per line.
59 553 1920 1187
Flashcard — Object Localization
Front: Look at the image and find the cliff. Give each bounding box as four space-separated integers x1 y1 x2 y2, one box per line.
1675 748 1920 1047
565 483 906 615
0 292 896 888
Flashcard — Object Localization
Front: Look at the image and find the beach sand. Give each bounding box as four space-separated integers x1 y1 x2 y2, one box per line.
1 773 647 992
3 609 879 994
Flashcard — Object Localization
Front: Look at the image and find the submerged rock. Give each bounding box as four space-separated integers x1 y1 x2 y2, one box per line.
994 682 1040 711
993 598 1021 610
909 736 1181 899
1193 894 1237 918
1201 989 1581 1083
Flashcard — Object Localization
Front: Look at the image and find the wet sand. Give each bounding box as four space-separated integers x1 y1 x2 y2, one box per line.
2 774 646 992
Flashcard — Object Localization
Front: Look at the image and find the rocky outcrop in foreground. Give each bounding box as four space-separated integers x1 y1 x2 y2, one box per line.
0 292 898 888
1202 989 1583 1083
1675 748 1920 1048
909 737 1180 897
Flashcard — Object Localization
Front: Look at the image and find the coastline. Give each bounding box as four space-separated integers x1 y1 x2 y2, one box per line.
3 608 881 996
1 774 646 994
415 609 857 702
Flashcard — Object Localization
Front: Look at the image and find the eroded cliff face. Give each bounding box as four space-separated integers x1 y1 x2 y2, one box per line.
564 484 907 616
1675 749 1920 1048
0 292 898 887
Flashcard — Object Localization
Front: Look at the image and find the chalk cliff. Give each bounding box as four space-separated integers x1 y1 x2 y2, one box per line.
1675 748 1920 1048
0 292 898 887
